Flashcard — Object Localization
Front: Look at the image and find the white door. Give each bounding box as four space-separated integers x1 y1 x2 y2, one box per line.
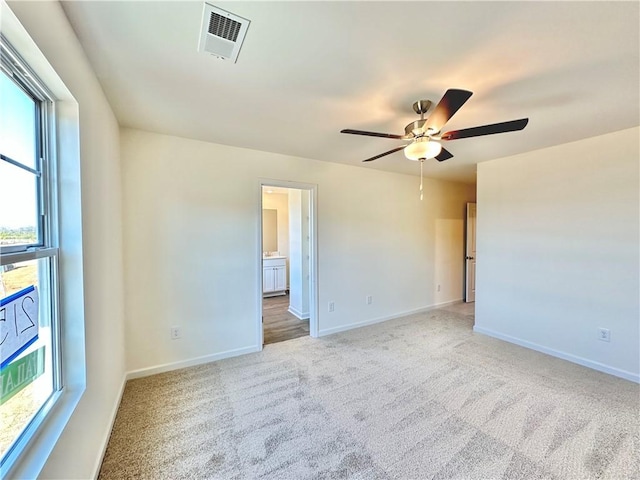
465 202 477 303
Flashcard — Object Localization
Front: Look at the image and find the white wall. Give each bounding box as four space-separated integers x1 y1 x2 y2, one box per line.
7 1 127 478
121 128 475 373
288 189 310 319
475 127 640 382
301 192 310 313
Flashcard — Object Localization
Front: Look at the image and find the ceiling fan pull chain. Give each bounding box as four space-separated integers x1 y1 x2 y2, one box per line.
420 159 424 201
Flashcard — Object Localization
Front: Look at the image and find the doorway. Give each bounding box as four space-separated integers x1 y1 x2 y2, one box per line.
259 181 318 346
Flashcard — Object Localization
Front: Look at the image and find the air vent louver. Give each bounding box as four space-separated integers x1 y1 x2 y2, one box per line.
198 3 250 63
208 12 241 42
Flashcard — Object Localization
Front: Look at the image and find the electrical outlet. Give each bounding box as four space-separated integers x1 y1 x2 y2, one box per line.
328 301 335 313
171 326 182 340
366 295 373 305
598 328 610 342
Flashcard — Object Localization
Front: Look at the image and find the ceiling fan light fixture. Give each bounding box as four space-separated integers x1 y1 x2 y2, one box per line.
404 137 442 161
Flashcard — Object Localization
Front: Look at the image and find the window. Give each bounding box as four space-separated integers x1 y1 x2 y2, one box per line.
0 38 62 471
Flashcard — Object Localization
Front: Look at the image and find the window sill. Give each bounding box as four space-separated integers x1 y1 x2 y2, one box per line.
2 386 84 479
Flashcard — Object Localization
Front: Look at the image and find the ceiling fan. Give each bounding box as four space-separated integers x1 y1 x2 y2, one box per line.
341 89 529 164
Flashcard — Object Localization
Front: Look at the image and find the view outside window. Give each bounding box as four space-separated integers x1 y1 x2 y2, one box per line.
0 259 55 459
0 72 39 247
0 61 60 468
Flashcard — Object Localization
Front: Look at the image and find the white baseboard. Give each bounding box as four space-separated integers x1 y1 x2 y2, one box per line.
318 299 463 337
125 345 261 381
91 373 127 479
473 326 640 384
288 305 309 320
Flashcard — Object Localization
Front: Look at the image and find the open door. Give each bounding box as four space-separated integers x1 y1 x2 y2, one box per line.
465 203 476 302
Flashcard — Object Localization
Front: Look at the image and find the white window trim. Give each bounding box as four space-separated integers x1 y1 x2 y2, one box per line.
1 3 86 478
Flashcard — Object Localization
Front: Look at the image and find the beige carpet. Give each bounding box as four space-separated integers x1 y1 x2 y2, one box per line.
99 305 639 479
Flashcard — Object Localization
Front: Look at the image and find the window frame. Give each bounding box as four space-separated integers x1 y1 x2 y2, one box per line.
1 40 47 254
0 35 63 473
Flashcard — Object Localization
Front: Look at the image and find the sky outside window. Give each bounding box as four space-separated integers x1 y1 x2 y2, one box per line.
0 72 38 231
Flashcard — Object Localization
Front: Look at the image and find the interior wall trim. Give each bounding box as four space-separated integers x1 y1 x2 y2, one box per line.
318 299 463 337
287 305 310 320
91 374 127 478
473 326 640 383
125 345 261 381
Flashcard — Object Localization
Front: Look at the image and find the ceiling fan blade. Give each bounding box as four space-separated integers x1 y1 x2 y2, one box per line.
362 145 407 162
341 129 406 140
441 118 529 140
435 148 454 162
424 89 473 133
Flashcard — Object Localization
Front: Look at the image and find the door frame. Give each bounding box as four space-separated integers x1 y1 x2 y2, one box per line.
257 179 319 348
465 202 476 302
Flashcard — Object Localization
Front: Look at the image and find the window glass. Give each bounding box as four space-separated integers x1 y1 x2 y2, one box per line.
0 72 37 169
0 161 38 247
0 258 55 460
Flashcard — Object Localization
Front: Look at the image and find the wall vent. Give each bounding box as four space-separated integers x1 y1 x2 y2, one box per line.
198 3 250 63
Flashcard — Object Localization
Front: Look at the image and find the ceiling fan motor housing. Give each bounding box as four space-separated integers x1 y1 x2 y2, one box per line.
405 119 427 137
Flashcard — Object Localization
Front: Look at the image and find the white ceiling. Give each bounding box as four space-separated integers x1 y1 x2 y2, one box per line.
61 1 639 184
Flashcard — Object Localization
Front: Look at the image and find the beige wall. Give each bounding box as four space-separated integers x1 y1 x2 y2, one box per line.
475 127 639 381
121 128 476 373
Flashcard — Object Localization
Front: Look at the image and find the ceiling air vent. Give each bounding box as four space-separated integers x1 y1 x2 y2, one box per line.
198 3 250 63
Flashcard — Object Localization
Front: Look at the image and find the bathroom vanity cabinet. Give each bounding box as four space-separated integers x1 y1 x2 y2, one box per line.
263 256 286 296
